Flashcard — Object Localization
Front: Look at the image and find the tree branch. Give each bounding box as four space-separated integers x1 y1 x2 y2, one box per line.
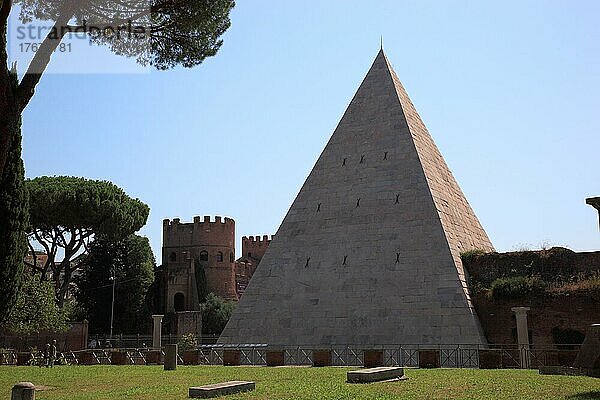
31 230 52 280
16 2 75 112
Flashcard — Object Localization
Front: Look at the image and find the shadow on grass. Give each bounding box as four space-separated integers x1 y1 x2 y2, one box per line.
567 392 600 400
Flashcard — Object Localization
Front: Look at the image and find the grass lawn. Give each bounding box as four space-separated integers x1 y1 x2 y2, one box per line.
1 366 600 400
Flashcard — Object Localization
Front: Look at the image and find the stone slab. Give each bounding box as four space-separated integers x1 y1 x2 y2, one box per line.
164 344 177 371
11 382 35 400
189 381 255 398
347 367 406 383
539 366 600 378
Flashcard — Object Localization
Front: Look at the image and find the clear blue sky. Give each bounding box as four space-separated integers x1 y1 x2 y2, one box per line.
14 0 600 259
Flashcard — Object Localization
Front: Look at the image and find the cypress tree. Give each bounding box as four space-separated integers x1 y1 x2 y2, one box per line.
195 260 208 304
0 68 28 323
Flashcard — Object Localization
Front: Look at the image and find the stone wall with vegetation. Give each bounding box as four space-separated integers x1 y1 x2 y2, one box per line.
462 247 600 346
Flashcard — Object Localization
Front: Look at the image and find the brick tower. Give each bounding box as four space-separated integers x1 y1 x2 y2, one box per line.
162 216 238 313
219 49 494 346
235 235 274 297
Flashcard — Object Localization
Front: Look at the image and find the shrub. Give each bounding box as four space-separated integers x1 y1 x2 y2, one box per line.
460 249 487 265
489 276 547 300
201 293 236 335
178 333 198 351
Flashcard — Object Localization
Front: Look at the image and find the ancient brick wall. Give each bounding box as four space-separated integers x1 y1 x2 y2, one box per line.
474 292 599 346
464 248 600 346
0 321 89 351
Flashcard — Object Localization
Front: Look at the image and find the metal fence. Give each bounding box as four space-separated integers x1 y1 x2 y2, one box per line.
0 343 582 369
85 334 220 349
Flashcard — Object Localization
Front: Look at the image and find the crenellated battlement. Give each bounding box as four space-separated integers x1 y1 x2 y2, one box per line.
163 215 235 228
242 234 275 244
163 216 235 249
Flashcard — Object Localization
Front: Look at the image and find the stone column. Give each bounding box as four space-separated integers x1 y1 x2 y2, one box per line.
152 315 163 350
164 344 178 371
12 382 35 400
512 307 531 369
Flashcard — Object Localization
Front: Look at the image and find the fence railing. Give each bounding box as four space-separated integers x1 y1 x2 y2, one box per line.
85 334 220 349
0 344 582 369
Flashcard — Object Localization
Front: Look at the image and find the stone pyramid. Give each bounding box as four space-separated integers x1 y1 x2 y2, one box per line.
219 49 494 346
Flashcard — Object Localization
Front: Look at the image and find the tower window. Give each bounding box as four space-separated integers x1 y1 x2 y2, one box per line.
217 251 224 262
342 158 347 166
360 155 365 164
247 252 252 258
174 292 185 312
384 151 388 160
169 252 177 262
230 252 234 263
199 251 208 262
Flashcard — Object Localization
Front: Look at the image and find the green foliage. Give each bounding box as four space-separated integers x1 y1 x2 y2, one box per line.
76 234 155 334
201 293 235 335
178 333 198 352
0 68 28 323
15 0 235 70
194 260 208 304
27 176 149 241
6 273 69 335
489 276 547 300
26 176 149 306
460 249 487 265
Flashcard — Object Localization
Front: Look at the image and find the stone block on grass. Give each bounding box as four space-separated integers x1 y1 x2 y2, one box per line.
189 381 255 398
347 367 406 383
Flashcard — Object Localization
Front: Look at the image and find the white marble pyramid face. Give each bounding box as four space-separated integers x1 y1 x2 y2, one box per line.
219 50 494 346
